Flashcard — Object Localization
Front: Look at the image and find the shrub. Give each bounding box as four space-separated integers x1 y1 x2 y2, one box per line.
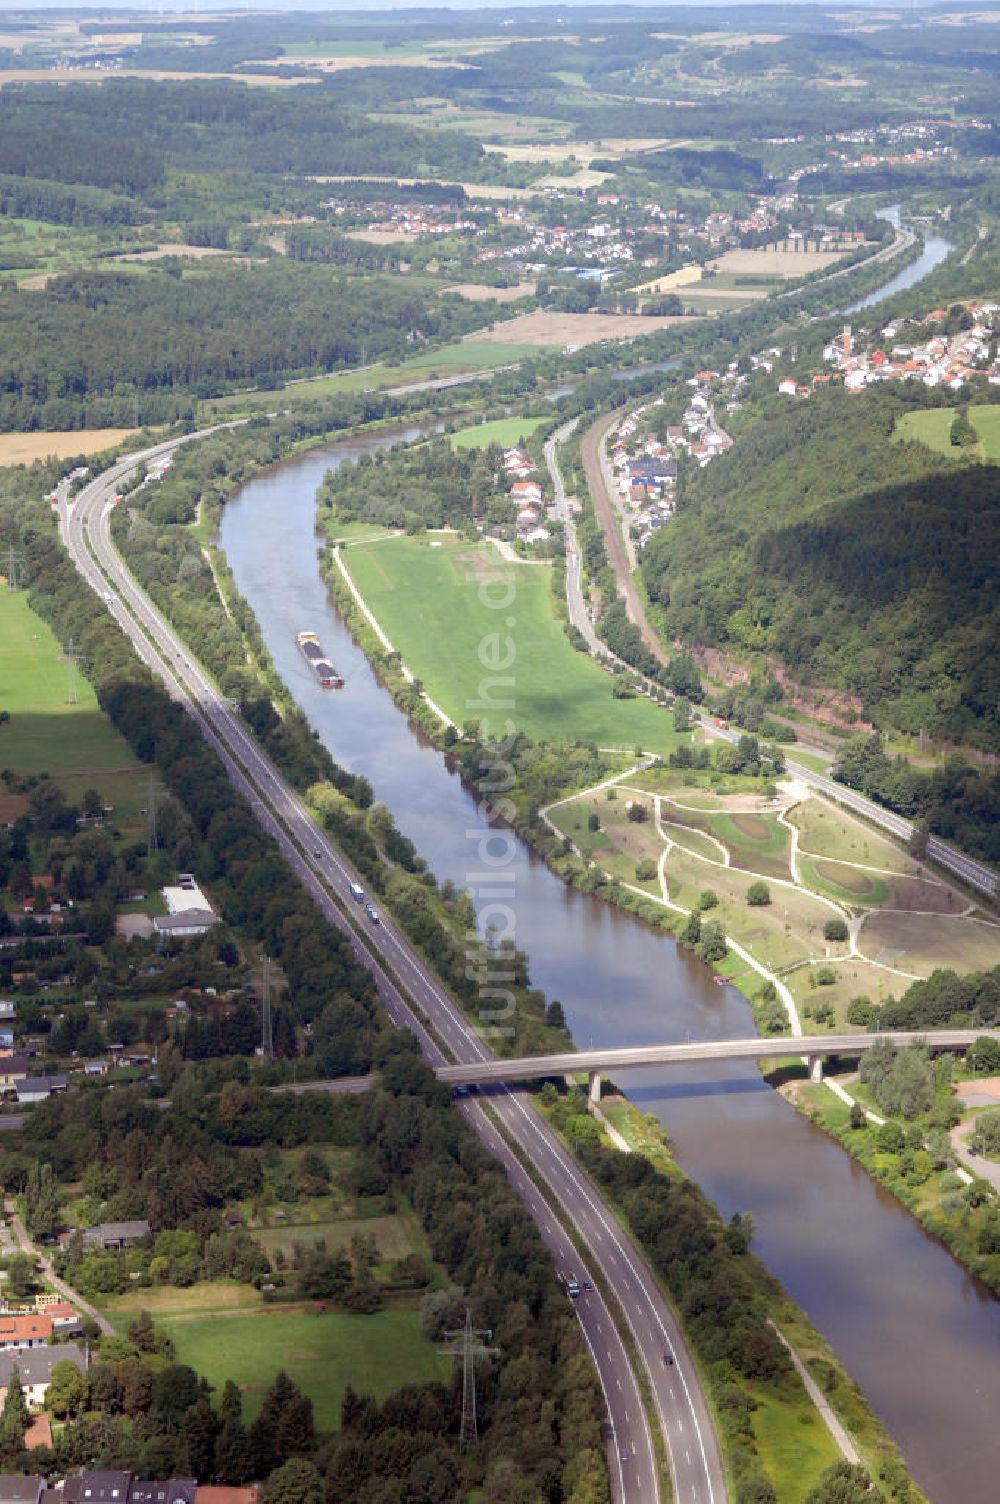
698 889 719 910
846 996 874 1027
814 967 836 987
635 859 657 882
746 881 770 907
626 801 649 823
823 918 849 942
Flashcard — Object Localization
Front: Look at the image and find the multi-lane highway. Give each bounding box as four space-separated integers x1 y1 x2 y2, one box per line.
58 431 727 1504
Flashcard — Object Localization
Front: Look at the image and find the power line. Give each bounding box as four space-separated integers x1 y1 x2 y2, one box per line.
260 955 273 1059
5 546 23 591
146 768 159 858
64 638 79 706
441 1308 497 1448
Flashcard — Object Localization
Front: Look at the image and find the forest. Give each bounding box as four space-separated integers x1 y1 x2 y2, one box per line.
642 388 1000 752
0 265 485 429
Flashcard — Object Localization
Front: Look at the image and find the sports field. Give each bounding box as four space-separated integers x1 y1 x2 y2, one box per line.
449 415 546 450
0 592 137 778
343 536 683 753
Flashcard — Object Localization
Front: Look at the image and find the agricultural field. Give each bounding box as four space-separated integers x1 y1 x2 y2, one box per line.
471 309 691 347
443 280 537 302
342 535 684 754
0 591 139 782
709 246 849 277
0 429 137 467
449 415 546 450
205 338 537 417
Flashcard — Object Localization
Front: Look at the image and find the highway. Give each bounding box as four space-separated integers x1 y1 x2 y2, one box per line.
436 1030 1000 1089
59 431 727 1504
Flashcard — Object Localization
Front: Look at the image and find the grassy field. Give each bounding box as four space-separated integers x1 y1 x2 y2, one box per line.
449 415 546 450
895 407 957 458
0 592 138 779
858 911 1000 977
895 403 1000 462
163 1304 446 1428
344 535 684 753
204 339 537 418
256 1208 428 1264
750 1383 841 1502
789 801 917 873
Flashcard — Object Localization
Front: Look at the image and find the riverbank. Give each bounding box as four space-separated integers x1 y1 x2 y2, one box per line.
782 1069 1000 1296
553 1088 927 1504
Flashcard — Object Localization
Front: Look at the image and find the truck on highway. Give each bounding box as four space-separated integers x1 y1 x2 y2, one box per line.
349 882 365 903
560 1271 581 1299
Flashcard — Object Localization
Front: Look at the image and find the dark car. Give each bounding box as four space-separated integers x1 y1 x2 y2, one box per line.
663 1352 674 1366
581 1278 593 1291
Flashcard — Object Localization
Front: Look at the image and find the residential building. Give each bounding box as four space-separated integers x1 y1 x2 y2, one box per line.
0 1344 86 1409
0 1315 53 1351
16 1077 68 1105
81 1221 150 1251
0 1478 45 1504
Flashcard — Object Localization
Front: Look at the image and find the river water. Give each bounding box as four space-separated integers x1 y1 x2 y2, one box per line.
218 219 996 1499
219 423 999 1501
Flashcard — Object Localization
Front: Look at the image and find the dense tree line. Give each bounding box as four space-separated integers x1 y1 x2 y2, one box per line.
0 174 139 227
0 81 486 190
319 436 512 531
833 734 1000 865
864 966 1000 1031
642 388 1000 753
0 263 485 429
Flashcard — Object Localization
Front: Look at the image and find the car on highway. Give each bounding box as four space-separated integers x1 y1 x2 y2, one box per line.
663 1352 674 1366
313 849 322 859
619 1446 630 1463
581 1278 593 1291
364 903 380 924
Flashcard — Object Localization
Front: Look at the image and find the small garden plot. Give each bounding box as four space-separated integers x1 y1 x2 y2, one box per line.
789 800 917 874
659 819 724 864
707 811 792 879
857 911 1000 978
800 857 888 906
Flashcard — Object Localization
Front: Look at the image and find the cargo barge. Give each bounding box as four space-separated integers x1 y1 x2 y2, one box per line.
296 631 343 688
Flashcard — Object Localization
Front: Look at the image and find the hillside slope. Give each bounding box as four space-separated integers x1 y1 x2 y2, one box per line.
642 389 999 750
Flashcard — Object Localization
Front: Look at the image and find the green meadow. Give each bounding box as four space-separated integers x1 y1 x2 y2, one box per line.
344 535 683 753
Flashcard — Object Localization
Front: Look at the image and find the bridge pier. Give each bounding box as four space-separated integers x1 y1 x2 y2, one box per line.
808 1055 824 1083
588 1071 602 1104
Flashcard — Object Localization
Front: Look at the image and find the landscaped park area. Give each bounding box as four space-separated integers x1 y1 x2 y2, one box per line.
545 759 1000 1031
340 533 685 755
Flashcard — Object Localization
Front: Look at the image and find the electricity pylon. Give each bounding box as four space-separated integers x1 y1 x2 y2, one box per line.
441 1308 497 1448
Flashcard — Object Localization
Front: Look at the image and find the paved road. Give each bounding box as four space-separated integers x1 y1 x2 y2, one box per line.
5 1198 114 1336
545 416 607 657
437 1030 1000 1088
573 399 996 899
60 433 727 1504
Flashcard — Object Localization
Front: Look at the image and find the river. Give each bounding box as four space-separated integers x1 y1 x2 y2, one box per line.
219 417 999 1501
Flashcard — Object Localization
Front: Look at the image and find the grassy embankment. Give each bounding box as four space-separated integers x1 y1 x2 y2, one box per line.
0 590 152 835
338 532 686 756
792 1076 1000 1295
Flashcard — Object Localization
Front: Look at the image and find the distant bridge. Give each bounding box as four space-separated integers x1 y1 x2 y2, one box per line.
435 1030 1000 1100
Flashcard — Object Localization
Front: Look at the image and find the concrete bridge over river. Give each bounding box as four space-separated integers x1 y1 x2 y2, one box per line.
435 1030 1000 1101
